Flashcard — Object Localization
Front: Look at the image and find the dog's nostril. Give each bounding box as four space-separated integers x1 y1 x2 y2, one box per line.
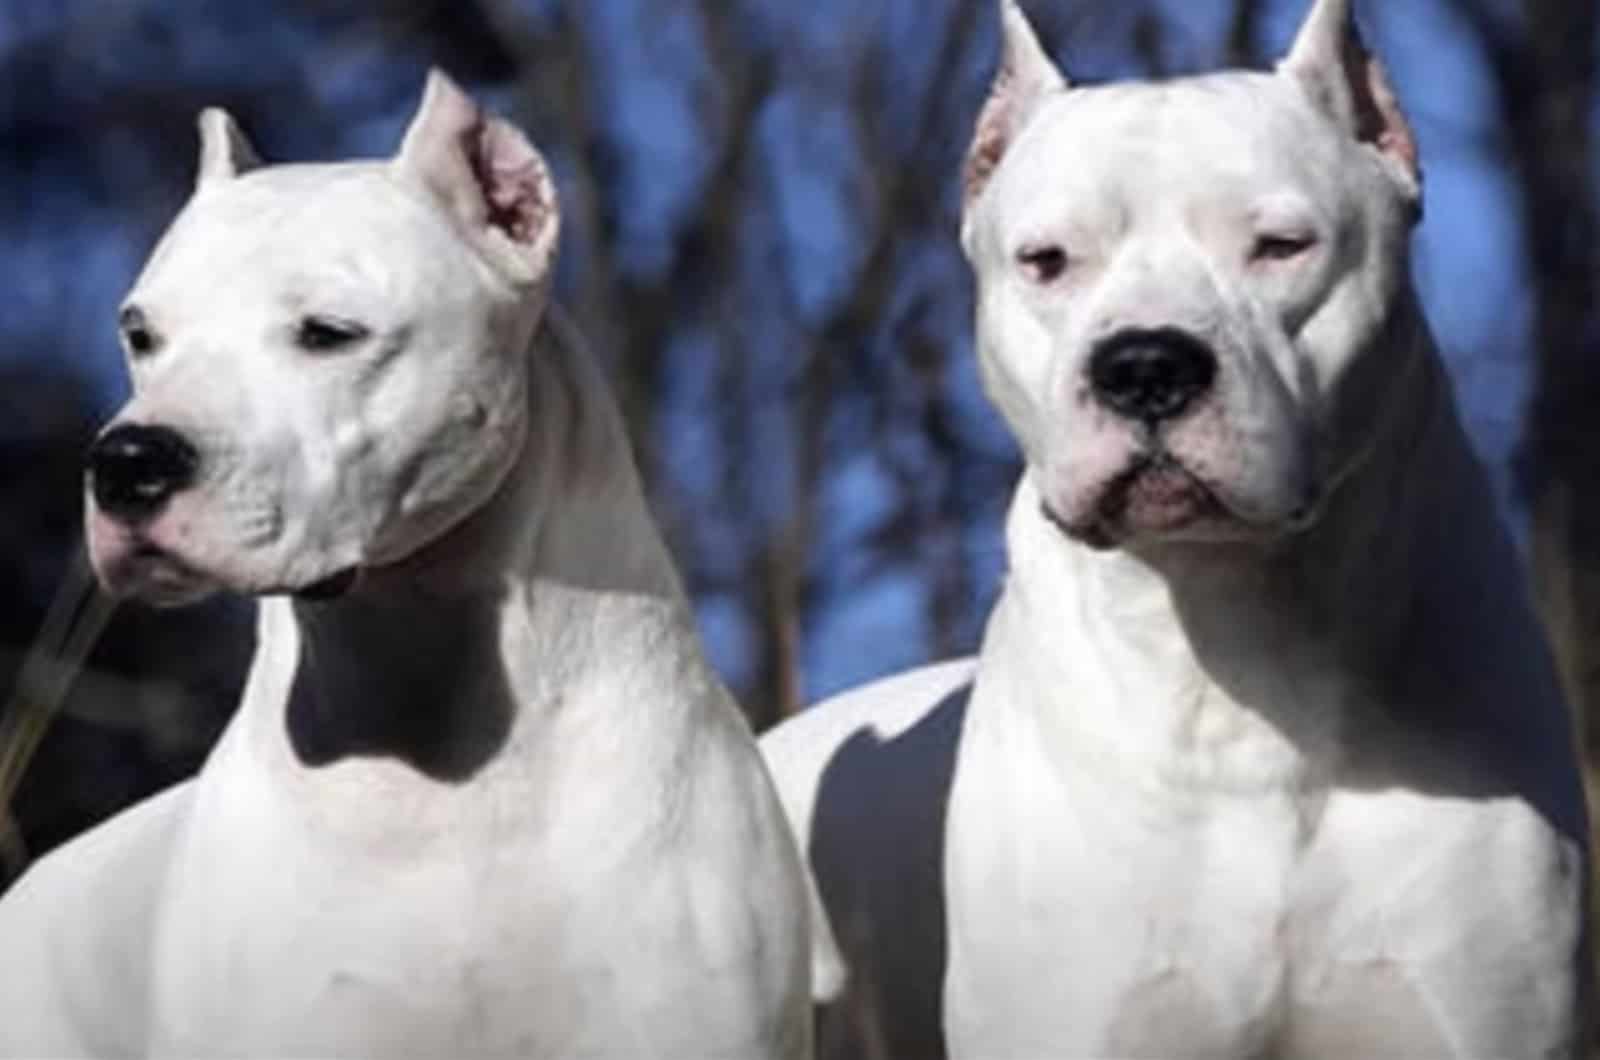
1088 329 1218 425
87 423 200 523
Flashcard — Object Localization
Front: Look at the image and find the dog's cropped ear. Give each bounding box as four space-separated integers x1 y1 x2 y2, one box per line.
1279 0 1421 213
393 69 560 289
964 0 1068 212
196 108 261 188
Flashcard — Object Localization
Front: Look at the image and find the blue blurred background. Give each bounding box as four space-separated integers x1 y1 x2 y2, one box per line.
2 0 1598 873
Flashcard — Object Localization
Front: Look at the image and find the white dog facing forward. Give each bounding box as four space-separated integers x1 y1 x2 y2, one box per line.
0 72 810 1058
763 1 1590 1056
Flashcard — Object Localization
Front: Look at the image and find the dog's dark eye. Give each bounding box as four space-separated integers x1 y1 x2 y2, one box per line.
296 316 370 353
1252 232 1318 263
1017 244 1070 284
119 305 160 358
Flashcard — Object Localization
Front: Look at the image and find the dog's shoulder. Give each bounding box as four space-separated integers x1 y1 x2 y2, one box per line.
760 658 977 887
761 657 977 810
760 660 975 1057
0 781 192 1055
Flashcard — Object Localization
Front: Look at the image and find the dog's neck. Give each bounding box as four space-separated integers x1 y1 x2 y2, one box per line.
242 313 705 797
990 304 1551 793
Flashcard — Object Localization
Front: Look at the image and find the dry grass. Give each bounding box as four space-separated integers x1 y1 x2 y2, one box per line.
0 552 115 884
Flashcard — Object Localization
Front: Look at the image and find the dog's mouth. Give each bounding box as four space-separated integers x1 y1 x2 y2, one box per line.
87 495 367 603
1044 453 1228 550
90 544 218 607
85 510 214 606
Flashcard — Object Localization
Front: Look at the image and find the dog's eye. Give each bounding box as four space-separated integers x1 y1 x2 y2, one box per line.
1017 244 1070 284
296 316 371 353
1251 232 1318 263
119 305 160 358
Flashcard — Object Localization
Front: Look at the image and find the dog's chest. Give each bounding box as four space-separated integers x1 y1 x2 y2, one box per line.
147 824 616 1055
144 741 795 1058
945 741 1583 1058
947 773 1311 1058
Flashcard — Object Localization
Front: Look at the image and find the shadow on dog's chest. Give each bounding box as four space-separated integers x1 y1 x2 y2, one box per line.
287 590 513 781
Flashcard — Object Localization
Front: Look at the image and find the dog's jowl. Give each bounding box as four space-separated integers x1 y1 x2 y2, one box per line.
762 0 1590 1056
0 72 810 1059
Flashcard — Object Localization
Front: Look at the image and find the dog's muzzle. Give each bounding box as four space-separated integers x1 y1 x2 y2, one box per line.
87 423 200 524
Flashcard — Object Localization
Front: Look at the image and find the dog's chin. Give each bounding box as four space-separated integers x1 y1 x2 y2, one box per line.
292 566 361 603
90 543 220 608
1045 458 1283 551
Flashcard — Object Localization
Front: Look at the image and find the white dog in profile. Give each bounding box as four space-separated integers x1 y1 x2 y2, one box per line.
763 1 1590 1056
0 71 810 1059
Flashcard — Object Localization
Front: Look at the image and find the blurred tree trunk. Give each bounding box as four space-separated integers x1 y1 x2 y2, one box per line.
1463 0 1600 1034
1224 0 1266 68
1479 1 1599 787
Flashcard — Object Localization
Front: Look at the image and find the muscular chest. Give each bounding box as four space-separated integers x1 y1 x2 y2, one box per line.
947 770 1307 1057
944 755 1583 1058
146 820 599 1055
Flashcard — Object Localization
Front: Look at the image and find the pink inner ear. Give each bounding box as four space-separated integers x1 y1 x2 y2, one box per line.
1357 56 1418 176
1337 27 1419 179
964 77 1017 208
468 121 553 247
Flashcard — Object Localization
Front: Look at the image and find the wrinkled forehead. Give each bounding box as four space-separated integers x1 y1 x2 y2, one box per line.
130 162 479 306
993 72 1349 233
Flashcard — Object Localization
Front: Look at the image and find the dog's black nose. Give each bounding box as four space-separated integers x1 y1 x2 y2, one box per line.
87 423 200 523
1088 329 1218 425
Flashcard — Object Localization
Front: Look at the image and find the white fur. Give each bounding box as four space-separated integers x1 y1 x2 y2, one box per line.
0 72 809 1059
763 2 1588 1055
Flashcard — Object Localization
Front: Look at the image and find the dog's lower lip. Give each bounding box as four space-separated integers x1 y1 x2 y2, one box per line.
1039 501 1117 550
296 567 360 601
1048 454 1237 547
1040 501 1071 535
